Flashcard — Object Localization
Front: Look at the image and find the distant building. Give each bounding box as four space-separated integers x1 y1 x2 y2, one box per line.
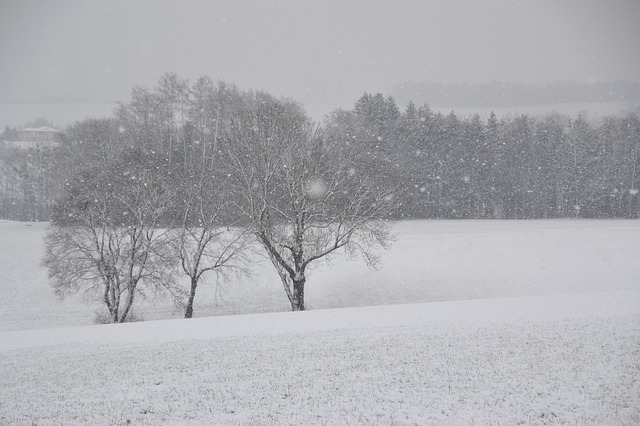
1 126 61 149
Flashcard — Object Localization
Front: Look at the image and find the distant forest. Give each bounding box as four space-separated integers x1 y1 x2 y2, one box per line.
0 74 639 221
393 81 640 108
331 94 639 219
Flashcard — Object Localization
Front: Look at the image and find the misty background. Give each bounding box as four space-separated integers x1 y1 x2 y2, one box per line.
1 0 639 127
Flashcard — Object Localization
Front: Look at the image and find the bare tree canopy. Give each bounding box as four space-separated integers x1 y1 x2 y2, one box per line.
169 156 250 319
43 148 179 323
221 92 395 311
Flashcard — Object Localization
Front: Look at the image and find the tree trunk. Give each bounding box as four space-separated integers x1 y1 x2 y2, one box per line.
291 278 305 311
107 283 119 323
119 287 136 323
184 276 198 319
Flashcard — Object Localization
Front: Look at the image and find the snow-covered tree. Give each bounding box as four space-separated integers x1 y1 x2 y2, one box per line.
169 159 250 319
221 92 395 311
43 149 178 323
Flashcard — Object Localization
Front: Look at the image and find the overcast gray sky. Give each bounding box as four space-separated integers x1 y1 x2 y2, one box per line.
1 0 639 117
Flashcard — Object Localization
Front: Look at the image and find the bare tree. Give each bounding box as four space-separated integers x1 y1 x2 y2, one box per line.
221 92 395 311
170 170 250 318
155 72 190 163
188 76 241 170
43 151 178 323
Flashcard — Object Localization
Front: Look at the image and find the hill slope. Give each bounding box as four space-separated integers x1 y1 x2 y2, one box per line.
1 291 639 425
1 219 639 331
1 219 639 424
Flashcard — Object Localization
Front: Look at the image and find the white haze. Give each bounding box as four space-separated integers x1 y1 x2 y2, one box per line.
1 0 639 126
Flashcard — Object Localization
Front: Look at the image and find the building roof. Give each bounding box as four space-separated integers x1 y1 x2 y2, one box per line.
19 126 60 133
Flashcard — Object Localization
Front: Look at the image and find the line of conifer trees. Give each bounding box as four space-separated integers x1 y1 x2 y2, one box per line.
330 93 639 219
0 76 638 221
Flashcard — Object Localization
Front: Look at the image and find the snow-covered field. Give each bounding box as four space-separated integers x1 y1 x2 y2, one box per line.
1 219 639 424
1 219 639 332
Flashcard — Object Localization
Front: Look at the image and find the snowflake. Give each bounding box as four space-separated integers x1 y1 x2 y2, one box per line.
305 178 328 200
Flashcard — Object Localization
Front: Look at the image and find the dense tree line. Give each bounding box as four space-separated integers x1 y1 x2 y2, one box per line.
0 144 57 221
0 119 62 221
330 93 639 219
1 73 638 321
2 83 637 223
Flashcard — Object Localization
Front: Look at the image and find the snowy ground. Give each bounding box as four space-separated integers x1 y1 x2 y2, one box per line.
1 219 639 424
1 292 639 425
1 219 639 331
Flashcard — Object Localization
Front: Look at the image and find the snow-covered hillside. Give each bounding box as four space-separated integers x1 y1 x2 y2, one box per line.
1 291 638 425
0 219 638 331
1 219 639 425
